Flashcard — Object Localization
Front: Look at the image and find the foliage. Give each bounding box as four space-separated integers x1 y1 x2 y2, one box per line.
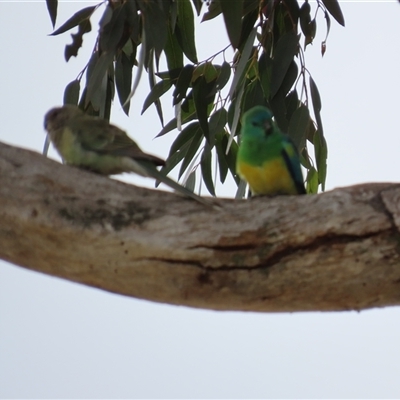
46 0 344 196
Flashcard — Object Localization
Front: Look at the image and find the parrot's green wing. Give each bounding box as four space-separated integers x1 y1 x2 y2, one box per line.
281 137 306 195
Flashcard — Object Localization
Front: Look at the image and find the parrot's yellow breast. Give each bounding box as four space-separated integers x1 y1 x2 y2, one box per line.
237 158 298 195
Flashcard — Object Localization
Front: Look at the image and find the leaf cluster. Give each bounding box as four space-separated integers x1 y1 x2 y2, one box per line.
46 0 344 196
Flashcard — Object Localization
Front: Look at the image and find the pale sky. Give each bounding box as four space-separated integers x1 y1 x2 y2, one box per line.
1 1 400 398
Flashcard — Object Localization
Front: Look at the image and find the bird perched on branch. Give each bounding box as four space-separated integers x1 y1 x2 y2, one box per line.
236 106 306 196
44 105 209 205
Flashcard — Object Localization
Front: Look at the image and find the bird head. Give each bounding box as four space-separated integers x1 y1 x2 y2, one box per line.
44 105 84 132
241 106 274 137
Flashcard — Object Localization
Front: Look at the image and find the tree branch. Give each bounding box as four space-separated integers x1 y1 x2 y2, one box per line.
1 141 400 312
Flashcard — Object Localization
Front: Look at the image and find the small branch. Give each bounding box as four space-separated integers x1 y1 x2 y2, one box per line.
1 141 400 312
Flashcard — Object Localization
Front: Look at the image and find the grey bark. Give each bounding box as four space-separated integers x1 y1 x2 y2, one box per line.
1 141 400 312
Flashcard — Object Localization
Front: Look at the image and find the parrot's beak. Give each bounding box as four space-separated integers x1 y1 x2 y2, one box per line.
264 120 271 131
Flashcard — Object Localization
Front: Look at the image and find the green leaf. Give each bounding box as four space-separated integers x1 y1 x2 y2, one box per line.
179 126 203 178
283 0 300 23
228 27 257 98
164 23 184 71
169 121 201 156
285 90 299 121
192 76 213 142
279 60 298 97
215 131 229 183
309 75 323 135
259 52 272 100
209 108 228 143
321 11 331 56
321 0 345 26
242 79 265 113
216 129 240 185
288 105 310 152
175 0 198 63
270 91 288 132
160 140 192 177
157 93 202 138
99 4 127 52
86 51 114 108
185 170 197 192
148 55 164 125
225 135 240 184
216 61 231 91
142 79 172 114
238 8 258 49
299 2 311 38
220 0 244 49
314 130 328 191
201 143 216 196
115 52 133 114
46 0 58 28
270 32 299 98
51 6 96 35
63 80 80 105
173 64 194 105
191 0 203 16
202 0 222 22
306 166 319 194
142 1 169 59
235 180 247 199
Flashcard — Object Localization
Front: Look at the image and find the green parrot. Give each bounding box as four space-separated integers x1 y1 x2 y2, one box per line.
236 106 306 196
44 105 209 205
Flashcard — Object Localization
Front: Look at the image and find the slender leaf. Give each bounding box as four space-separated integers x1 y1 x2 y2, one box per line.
51 6 96 35
259 52 272 100
202 0 222 22
99 4 127 52
173 64 194 105
242 79 265 113
227 79 245 153
270 32 299 98
192 76 211 142
148 54 164 125
115 52 133 114
142 0 169 59
321 11 331 56
288 105 310 152
209 108 228 143
309 75 323 135
169 122 202 156
179 127 203 178
175 0 198 63
220 0 244 49
191 0 203 16
160 140 192 177
306 166 319 194
63 79 80 105
86 51 114 107
314 130 327 190
46 0 58 28
201 145 216 196
142 79 172 114
228 26 257 98
235 180 247 199
321 0 345 26
164 23 184 71
216 61 231 91
215 130 229 183
185 170 197 192
123 27 146 106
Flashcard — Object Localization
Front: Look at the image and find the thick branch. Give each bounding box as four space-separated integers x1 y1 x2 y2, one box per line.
1 141 400 312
